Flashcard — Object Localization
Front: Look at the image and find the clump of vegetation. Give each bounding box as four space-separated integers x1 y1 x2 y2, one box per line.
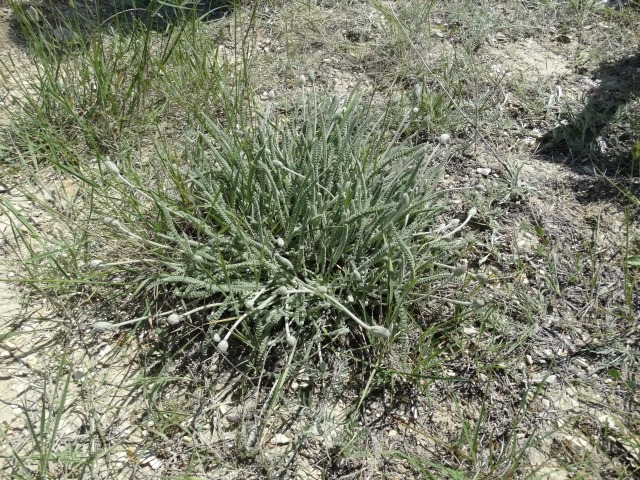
87 81 481 363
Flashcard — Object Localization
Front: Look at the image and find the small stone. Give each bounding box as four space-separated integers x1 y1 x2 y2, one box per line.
476 167 491 176
542 348 554 360
271 434 290 445
541 398 551 409
531 373 557 385
463 327 479 336
525 355 534 365
388 429 398 438
573 358 588 369
226 414 241 423
598 414 619 431
1 341 18 352
219 405 229 415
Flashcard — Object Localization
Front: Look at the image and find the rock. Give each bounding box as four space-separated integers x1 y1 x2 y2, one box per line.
476 167 491 176
271 433 291 445
531 373 557 385
463 327 479 336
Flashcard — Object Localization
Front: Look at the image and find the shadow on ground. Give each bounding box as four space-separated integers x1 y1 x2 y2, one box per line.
537 51 640 201
8 0 232 45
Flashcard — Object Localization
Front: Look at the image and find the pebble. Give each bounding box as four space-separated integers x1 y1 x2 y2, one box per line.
271 433 291 445
573 358 589 369
1 341 18 352
388 429 398 438
463 327 479 336
531 373 557 385
476 167 491 176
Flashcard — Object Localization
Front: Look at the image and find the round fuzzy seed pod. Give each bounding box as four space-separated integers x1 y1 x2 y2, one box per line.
212 333 221 343
452 264 468 277
276 237 285 248
93 322 115 332
245 299 255 310
316 286 328 294
439 133 451 145
275 286 288 296
166 313 181 325
217 340 229 353
286 334 297 347
369 325 391 339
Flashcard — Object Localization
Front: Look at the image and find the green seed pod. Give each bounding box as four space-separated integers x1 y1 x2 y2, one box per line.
104 160 120 176
275 254 294 271
93 322 115 332
317 286 328 294
474 273 489 285
452 263 468 277
275 286 288 296
369 325 391 339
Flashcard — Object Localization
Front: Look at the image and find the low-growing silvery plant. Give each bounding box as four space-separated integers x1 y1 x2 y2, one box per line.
94 88 480 362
